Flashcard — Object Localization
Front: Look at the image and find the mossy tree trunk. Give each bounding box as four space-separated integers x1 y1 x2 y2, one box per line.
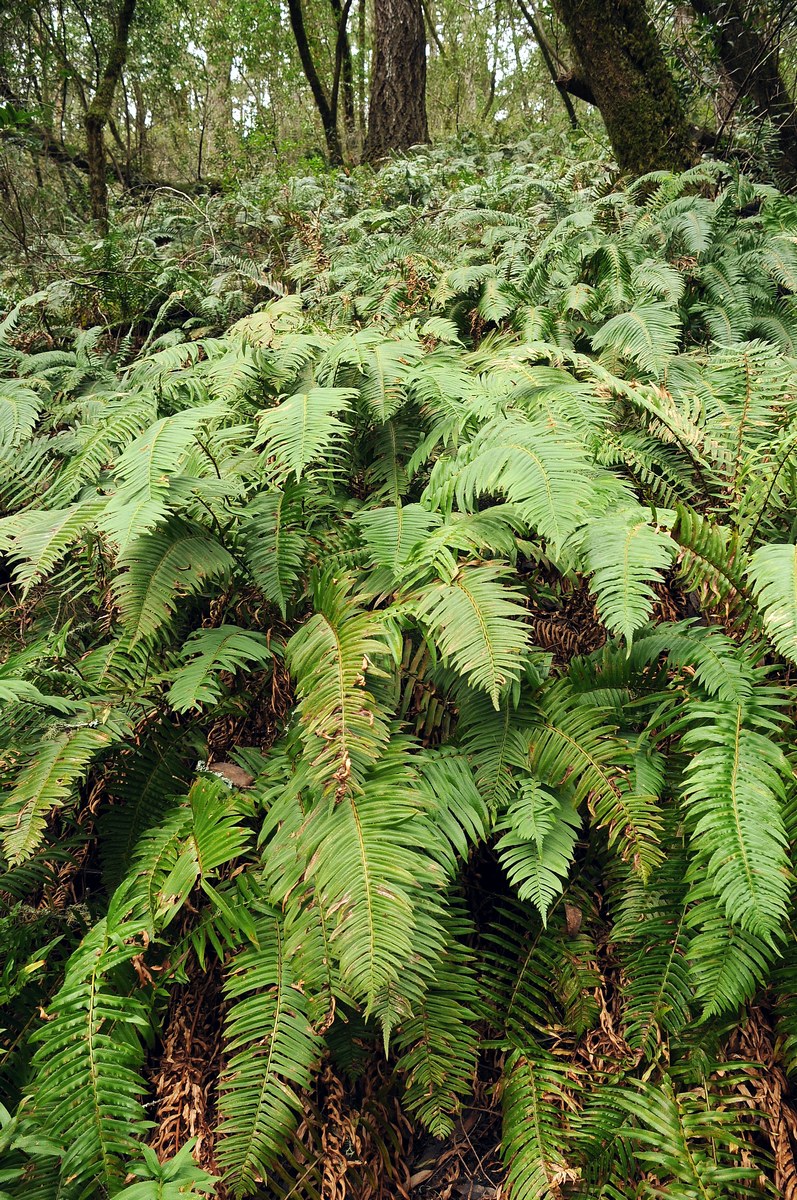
690 0 797 179
363 0 429 162
84 0 137 233
554 0 696 174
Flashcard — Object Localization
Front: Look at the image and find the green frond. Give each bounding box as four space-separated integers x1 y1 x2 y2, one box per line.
240 484 308 617
301 741 446 1026
584 507 677 644
0 380 41 449
747 542 797 663
322 330 421 422
167 625 273 713
458 686 537 810
685 882 779 1017
285 572 394 796
496 783 580 923
101 401 226 550
680 700 790 938
415 748 489 876
611 855 693 1056
591 303 681 375
425 415 595 551
254 386 356 479
113 520 234 644
529 681 663 880
217 912 323 1197
0 498 105 595
394 920 479 1137
621 1071 768 1198
500 1047 577 1200
28 917 152 1194
1 726 114 864
355 503 442 578
637 619 755 704
412 562 532 707
671 503 750 616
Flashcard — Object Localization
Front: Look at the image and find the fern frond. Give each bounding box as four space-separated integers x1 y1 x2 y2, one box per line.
680 699 790 938
412 562 532 707
217 912 322 1197
113 521 234 644
302 741 446 1026
1 726 114 863
529 681 663 880
0 380 41 448
240 484 308 617
167 625 273 713
29 918 152 1194
591 303 681 375
254 386 356 479
394 920 479 1137
426 415 594 551
584 507 676 644
0 498 105 595
500 1047 577 1200
747 542 797 663
285 572 394 797
496 783 580 923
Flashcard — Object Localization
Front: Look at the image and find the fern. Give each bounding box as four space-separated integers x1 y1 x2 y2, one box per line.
240 484 308 616
254 386 356 479
217 912 322 1197
285 572 394 796
412 562 532 706
500 1047 576 1200
3 144 797 1200
584 507 676 644
495 782 581 923
679 698 790 938
747 542 797 663
167 625 274 713
29 918 152 1194
113 520 234 644
2 726 114 863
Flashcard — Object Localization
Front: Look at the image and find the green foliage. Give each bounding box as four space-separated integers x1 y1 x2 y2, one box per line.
2 146 797 1200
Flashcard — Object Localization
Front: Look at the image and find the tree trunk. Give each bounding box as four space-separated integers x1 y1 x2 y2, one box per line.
287 0 344 165
690 0 797 178
330 0 357 147
83 0 136 231
553 0 696 174
83 0 137 232
363 0 429 162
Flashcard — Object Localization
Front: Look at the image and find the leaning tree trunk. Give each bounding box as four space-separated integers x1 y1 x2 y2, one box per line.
287 0 344 165
84 0 137 232
363 0 429 163
690 0 797 179
554 0 696 174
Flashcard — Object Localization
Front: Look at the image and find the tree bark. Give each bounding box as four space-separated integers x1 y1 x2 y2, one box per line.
84 0 137 232
690 0 797 178
287 0 344 165
553 0 697 173
363 0 429 162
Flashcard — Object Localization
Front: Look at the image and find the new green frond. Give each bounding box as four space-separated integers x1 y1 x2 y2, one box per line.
748 542 797 663
585 507 677 644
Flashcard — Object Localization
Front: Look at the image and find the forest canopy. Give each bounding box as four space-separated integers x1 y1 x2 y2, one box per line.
3 3 797 1200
